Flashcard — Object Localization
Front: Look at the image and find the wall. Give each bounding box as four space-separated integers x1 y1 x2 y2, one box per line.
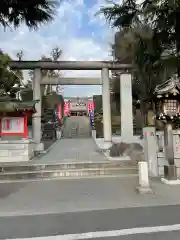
70 102 87 112
0 140 35 162
144 127 180 177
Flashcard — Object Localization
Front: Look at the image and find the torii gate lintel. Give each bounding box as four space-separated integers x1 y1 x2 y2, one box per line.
9 60 132 71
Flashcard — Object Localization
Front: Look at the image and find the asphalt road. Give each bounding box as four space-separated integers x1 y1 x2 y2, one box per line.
1 204 180 239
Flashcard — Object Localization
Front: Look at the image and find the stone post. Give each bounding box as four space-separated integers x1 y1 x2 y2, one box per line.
120 73 133 141
32 68 44 151
164 123 174 165
143 127 158 177
101 67 112 142
163 123 177 180
136 161 153 194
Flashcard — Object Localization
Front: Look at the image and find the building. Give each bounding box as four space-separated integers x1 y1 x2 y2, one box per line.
64 97 92 116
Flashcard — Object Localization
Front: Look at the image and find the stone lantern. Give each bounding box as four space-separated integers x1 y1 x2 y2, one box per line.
154 74 180 180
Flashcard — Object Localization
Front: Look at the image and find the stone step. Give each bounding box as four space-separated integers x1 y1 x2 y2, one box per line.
0 167 138 181
0 161 137 172
63 136 91 139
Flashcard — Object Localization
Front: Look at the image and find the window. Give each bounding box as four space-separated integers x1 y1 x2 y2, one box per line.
165 100 177 112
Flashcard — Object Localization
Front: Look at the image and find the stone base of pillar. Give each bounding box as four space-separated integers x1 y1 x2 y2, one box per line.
103 141 112 150
34 142 44 152
164 165 177 180
91 130 96 139
136 186 153 194
161 178 180 185
161 165 179 185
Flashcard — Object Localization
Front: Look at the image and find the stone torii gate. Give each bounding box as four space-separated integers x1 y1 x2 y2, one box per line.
9 61 133 151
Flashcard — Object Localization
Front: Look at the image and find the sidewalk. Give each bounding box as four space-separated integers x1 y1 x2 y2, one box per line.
0 177 180 216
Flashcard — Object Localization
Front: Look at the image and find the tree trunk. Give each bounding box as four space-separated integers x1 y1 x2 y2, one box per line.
138 73 148 128
175 13 180 76
140 99 147 128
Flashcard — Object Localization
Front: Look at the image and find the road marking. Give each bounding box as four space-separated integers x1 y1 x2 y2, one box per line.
6 223 180 240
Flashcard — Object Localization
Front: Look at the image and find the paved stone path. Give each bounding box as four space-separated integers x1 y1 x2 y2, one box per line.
35 116 107 164
62 116 91 138
35 138 107 163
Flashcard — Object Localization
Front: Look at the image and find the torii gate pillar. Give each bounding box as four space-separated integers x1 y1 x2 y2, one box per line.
32 68 44 151
120 73 133 140
102 67 112 142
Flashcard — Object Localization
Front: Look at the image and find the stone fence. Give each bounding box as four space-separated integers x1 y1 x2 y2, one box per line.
143 127 180 177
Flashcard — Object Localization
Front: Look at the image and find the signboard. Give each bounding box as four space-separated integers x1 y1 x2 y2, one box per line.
0 116 28 138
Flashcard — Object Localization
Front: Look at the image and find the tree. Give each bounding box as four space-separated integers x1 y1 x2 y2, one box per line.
28 46 63 95
99 1 176 125
0 49 21 95
41 46 62 78
114 26 165 124
0 0 60 29
15 50 24 83
100 0 180 76
98 0 141 30
142 0 180 76
16 50 23 61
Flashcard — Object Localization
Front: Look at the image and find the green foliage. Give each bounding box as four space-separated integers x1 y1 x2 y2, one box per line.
142 0 180 75
100 0 179 79
20 89 33 102
99 0 180 126
99 0 140 29
28 46 63 95
0 0 60 29
100 1 180 98
42 92 64 109
93 95 102 113
0 49 21 93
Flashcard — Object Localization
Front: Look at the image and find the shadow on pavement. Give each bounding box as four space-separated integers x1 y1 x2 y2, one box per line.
0 182 28 198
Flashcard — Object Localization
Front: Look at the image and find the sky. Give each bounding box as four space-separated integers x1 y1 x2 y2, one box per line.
0 0 118 97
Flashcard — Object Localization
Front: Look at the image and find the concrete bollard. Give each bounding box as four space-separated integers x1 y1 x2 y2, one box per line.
136 162 153 194
92 130 96 139
56 130 62 139
143 127 158 177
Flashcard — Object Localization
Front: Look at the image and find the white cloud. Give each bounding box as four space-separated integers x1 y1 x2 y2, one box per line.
0 0 116 96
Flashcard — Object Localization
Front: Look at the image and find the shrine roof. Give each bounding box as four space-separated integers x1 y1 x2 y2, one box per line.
154 74 180 97
0 99 39 112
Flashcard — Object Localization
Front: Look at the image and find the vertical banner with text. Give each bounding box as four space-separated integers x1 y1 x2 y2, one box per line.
88 102 95 129
64 101 70 116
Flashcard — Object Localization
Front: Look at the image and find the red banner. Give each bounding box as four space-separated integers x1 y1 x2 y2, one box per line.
57 104 62 120
87 101 95 113
64 101 70 116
